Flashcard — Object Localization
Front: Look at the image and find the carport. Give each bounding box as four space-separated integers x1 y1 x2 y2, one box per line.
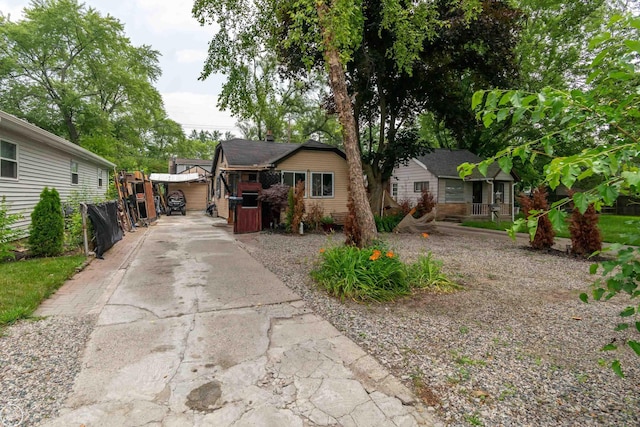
149 173 211 212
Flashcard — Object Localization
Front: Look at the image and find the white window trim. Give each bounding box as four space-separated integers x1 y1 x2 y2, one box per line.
310 171 334 198
71 160 79 185
444 179 464 202
281 170 307 198
391 183 398 198
0 139 18 180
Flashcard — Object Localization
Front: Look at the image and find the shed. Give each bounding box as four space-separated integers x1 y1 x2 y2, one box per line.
149 172 210 211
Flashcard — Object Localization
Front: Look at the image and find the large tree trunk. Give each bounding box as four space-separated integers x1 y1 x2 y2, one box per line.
61 108 80 144
317 2 377 247
363 163 383 215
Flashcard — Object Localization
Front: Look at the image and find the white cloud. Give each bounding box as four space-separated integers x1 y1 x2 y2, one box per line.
175 49 208 64
0 1 25 20
135 0 203 33
162 92 240 136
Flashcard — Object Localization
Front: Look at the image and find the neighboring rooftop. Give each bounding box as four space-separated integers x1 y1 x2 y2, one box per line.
415 149 510 180
214 139 345 170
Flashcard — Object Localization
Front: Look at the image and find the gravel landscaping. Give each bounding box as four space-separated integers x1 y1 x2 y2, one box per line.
239 227 640 426
0 315 95 426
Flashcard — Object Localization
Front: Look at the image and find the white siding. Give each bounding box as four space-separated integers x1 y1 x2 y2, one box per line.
0 127 111 231
391 159 438 205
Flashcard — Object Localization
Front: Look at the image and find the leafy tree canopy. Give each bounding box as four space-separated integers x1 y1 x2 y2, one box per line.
0 0 182 172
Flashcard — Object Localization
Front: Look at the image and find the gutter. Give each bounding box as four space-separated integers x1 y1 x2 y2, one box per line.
0 111 115 168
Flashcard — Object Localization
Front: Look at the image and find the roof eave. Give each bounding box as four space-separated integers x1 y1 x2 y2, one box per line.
0 111 116 168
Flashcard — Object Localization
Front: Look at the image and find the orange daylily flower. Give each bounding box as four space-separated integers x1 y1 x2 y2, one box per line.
369 249 382 261
319 248 325 253
421 232 430 238
386 250 394 258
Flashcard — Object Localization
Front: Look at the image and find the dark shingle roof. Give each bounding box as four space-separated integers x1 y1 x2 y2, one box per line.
415 149 507 180
219 139 299 167
215 139 345 169
175 158 213 166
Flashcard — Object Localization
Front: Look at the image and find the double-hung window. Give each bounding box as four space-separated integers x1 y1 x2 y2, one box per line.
311 172 333 198
0 140 17 179
98 169 104 187
414 181 429 193
282 171 306 196
71 160 79 184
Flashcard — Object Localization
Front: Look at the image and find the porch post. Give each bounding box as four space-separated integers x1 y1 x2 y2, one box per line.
490 180 495 220
511 181 515 222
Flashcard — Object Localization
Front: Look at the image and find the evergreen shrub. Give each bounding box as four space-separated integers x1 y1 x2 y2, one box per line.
29 187 64 257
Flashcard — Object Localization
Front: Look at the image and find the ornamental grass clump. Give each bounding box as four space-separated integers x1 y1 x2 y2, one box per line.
312 244 458 302
406 252 460 292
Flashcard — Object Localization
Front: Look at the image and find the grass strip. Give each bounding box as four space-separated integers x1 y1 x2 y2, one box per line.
461 214 639 246
0 255 85 325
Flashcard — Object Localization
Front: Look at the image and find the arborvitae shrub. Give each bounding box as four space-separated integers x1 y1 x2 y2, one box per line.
285 187 295 231
518 185 555 250
569 200 602 256
291 181 306 233
29 187 64 257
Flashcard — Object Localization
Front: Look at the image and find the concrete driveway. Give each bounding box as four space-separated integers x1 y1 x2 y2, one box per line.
42 215 435 426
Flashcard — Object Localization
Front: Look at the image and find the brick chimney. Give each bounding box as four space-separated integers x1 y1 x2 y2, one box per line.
266 130 275 142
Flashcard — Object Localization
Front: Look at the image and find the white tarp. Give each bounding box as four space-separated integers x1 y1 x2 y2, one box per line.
149 173 202 183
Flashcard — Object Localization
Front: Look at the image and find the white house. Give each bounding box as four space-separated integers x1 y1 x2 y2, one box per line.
391 149 516 221
0 110 115 231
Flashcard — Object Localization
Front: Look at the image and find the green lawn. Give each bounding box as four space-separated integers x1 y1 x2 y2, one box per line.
461 214 640 246
0 255 86 325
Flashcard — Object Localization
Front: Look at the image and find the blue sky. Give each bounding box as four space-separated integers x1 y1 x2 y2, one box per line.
0 0 239 135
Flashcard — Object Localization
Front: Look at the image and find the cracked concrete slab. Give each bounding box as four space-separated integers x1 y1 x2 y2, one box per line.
41 215 438 427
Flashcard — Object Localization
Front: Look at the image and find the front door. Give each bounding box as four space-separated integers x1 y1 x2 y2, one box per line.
472 181 483 204
234 182 262 234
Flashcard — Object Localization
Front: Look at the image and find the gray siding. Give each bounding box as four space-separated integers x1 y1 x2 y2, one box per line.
391 159 438 205
1 127 110 231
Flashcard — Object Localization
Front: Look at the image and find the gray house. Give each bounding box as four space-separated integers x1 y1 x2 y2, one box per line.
391 149 516 221
0 110 115 231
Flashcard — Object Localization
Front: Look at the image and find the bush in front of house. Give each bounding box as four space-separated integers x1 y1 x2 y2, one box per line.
0 196 24 261
569 199 602 256
285 187 295 231
29 187 64 257
291 181 306 233
374 213 404 232
518 185 555 250
415 189 436 217
258 183 290 227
